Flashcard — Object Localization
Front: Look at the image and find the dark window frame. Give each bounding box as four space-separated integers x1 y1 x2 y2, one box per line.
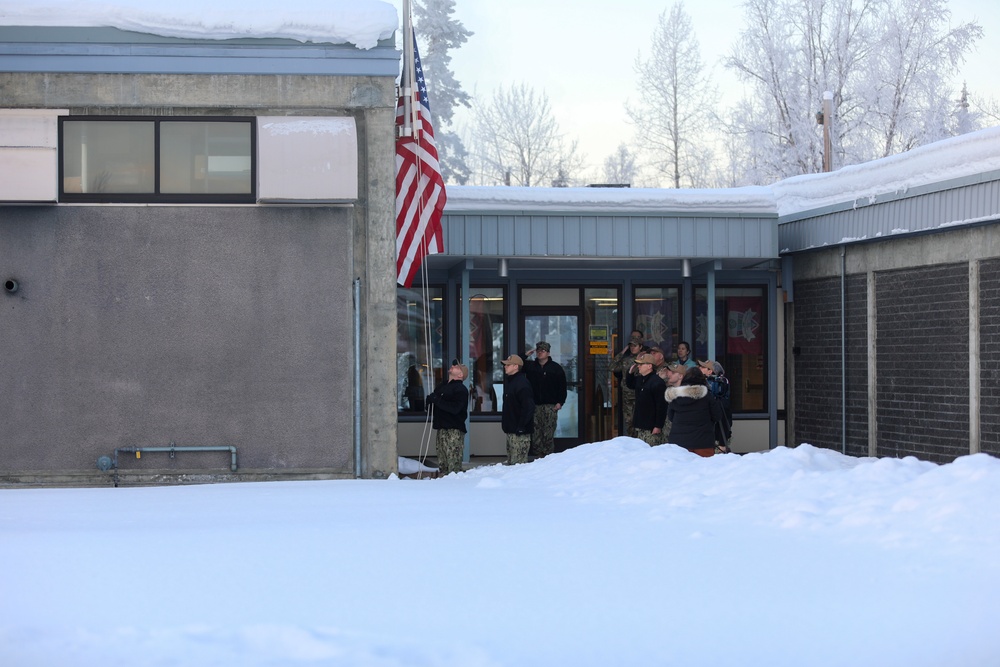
58 116 257 204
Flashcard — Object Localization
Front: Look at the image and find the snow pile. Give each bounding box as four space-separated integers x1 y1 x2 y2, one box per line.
2 439 999 666
0 0 398 49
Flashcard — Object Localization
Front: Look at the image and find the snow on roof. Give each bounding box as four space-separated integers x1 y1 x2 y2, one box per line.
448 126 1000 218
448 185 777 216
771 125 1000 217
0 0 398 49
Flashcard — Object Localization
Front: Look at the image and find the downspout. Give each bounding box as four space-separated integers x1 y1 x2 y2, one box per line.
841 246 847 455
354 277 363 478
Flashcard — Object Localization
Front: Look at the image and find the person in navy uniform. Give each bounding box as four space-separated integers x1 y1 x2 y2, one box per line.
523 341 567 459
425 361 470 475
500 354 535 465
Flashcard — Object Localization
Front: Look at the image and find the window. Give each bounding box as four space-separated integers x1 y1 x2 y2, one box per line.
397 287 444 414
633 286 681 353
694 286 767 413
461 287 505 415
60 117 255 203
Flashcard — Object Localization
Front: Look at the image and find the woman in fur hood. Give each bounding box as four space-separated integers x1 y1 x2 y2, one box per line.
665 367 726 457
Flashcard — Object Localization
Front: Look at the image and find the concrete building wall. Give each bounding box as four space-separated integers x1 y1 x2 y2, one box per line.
1 206 353 477
0 69 399 484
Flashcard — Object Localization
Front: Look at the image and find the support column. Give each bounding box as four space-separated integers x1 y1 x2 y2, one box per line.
970 260 981 454
867 271 877 458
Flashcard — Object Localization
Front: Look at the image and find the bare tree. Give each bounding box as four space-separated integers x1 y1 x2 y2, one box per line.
858 0 982 157
469 83 585 187
626 2 717 188
602 143 638 185
725 0 981 184
971 92 1000 126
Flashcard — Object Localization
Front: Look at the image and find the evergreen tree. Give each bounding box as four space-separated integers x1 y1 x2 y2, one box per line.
413 0 473 184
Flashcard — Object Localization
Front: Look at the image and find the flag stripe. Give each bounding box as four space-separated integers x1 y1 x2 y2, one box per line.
395 32 446 288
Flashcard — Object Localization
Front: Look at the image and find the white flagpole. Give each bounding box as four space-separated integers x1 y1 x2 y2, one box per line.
401 0 414 138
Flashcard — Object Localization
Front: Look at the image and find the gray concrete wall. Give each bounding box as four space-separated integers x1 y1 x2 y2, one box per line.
0 72 391 113
0 68 400 482
1 205 357 476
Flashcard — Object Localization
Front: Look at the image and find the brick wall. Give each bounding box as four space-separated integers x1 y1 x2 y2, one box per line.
792 274 868 456
875 264 969 463
980 259 1000 457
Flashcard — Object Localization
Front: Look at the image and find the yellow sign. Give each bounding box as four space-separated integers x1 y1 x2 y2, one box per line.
590 342 609 355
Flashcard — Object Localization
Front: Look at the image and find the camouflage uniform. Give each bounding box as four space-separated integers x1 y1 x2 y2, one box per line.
425 365 470 476
506 433 531 465
610 345 641 437
531 404 559 458
635 428 660 447
435 428 464 475
524 343 567 459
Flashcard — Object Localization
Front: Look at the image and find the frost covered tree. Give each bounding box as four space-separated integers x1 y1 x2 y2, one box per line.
725 0 981 184
469 83 585 187
854 0 982 157
413 0 473 184
602 143 638 185
626 2 717 188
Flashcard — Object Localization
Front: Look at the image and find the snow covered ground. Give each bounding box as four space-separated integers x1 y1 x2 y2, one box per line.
2 438 999 666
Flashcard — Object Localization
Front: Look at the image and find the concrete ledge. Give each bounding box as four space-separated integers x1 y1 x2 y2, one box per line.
0 468 356 488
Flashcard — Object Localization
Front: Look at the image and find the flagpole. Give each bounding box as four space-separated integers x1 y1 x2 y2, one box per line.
401 0 414 138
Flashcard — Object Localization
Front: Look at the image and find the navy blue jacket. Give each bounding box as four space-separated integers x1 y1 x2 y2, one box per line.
426 378 469 432
524 358 568 406
626 371 667 431
501 371 535 435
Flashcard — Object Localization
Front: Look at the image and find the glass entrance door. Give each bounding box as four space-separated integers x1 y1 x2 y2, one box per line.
523 311 582 449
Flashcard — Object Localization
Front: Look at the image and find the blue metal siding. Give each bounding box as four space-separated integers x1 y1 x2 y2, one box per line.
780 175 1000 253
441 212 779 260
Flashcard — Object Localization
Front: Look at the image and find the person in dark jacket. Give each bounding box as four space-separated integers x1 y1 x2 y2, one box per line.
523 340 568 459
625 353 668 446
698 359 733 453
665 367 726 457
500 354 535 465
425 362 470 475
610 333 646 438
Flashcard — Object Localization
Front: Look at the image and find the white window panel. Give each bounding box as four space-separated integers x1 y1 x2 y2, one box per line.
257 116 358 203
0 109 65 202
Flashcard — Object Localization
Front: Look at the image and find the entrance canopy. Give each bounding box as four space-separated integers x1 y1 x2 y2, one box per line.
425 185 780 275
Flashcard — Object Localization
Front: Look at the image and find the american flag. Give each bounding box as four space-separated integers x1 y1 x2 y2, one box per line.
395 32 446 288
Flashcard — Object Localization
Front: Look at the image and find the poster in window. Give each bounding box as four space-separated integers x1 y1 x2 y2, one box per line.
727 297 762 354
634 296 676 352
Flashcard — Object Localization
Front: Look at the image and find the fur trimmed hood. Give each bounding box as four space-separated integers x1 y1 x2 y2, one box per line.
665 384 708 402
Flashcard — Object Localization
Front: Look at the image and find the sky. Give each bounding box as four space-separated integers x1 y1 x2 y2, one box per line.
5 0 997 179
397 0 1000 179
2 438 999 666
